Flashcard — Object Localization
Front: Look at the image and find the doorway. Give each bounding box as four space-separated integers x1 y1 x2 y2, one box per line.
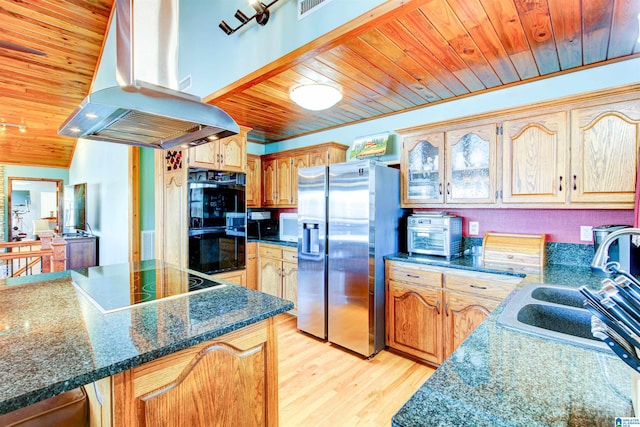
7 178 63 241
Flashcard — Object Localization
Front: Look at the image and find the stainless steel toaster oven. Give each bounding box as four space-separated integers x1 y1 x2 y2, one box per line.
407 212 463 259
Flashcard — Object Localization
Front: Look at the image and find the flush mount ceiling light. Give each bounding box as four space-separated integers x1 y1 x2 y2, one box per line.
289 84 343 111
219 0 279 35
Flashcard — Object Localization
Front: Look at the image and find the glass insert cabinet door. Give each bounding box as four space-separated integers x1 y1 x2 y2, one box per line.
402 132 445 204
445 124 497 204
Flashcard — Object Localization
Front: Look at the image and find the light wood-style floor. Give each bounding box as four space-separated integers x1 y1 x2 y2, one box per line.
276 314 435 427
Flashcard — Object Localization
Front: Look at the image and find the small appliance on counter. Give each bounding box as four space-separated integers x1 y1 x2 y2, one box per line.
279 212 298 242
592 225 640 274
247 211 276 239
407 212 462 259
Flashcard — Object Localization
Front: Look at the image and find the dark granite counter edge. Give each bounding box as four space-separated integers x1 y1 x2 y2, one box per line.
0 300 293 416
248 237 297 247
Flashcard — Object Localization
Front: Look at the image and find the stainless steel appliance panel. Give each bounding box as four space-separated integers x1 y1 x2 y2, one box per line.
297 166 328 339
327 161 372 356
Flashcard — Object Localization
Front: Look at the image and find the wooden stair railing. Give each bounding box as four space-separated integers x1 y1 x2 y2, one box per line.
0 234 67 279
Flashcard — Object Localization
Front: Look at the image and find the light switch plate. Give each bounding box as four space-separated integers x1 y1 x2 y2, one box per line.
580 226 593 242
469 221 479 236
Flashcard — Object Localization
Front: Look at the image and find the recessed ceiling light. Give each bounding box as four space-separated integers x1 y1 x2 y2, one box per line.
85 112 98 119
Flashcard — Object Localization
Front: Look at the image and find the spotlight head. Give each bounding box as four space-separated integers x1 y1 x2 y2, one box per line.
249 0 266 14
234 9 249 24
256 9 270 26
219 20 234 35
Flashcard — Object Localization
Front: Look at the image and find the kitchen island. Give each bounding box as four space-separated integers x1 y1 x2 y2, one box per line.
0 260 293 426
387 253 635 426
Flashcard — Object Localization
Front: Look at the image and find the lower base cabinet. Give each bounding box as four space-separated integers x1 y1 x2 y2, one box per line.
258 243 298 315
386 260 520 365
211 269 247 287
246 242 258 290
66 235 98 269
86 319 279 427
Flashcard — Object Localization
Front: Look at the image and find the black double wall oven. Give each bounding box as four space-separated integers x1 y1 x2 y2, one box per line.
188 169 246 275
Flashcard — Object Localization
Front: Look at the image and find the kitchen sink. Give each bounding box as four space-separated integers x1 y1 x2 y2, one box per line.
497 283 609 352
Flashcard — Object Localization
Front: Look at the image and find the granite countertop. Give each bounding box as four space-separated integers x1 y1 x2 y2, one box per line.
388 253 634 426
0 260 293 415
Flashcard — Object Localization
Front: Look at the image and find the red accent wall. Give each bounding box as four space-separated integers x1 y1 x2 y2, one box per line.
422 209 635 243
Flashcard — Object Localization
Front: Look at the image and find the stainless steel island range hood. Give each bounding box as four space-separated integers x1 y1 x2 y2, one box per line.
58 0 239 150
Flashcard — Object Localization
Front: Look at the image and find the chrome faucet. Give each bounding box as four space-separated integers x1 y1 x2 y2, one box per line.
591 227 640 272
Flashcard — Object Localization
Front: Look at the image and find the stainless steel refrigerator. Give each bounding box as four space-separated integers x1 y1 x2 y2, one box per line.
297 159 402 357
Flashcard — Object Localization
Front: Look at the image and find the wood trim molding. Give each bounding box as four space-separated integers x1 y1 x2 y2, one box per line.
261 142 349 160
395 83 640 136
129 147 141 263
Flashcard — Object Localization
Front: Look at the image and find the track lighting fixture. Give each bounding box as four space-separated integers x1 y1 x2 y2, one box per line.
219 0 280 35
0 121 27 133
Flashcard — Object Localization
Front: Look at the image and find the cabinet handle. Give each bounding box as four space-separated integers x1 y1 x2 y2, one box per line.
406 274 420 278
446 182 450 195
445 302 449 317
573 174 577 190
220 154 224 164
217 154 220 163
436 300 441 315
559 176 563 191
438 183 442 195
470 284 488 290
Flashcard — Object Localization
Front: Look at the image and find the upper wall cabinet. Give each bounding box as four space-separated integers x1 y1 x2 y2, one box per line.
402 132 445 204
261 142 348 208
188 126 250 173
502 112 568 204
246 154 261 208
570 99 640 204
398 85 640 209
445 124 497 204
400 124 497 206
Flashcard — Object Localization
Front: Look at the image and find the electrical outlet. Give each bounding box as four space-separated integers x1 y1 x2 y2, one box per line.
580 226 593 242
469 221 479 236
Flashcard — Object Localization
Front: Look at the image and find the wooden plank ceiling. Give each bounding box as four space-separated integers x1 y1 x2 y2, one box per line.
207 0 640 144
1 0 640 168
0 0 114 169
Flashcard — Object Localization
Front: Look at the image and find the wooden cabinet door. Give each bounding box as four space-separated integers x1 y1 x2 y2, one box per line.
445 124 497 204
189 142 219 169
443 291 499 359
112 320 278 427
400 133 445 205
246 155 261 208
276 157 293 206
290 153 309 206
246 242 258 290
387 280 443 365
308 148 328 166
262 158 277 206
282 261 298 315
66 237 98 269
218 134 246 172
570 99 640 204
502 112 568 204
211 269 246 287
259 256 281 297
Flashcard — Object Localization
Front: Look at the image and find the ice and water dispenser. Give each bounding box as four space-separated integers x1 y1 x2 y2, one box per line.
301 222 321 255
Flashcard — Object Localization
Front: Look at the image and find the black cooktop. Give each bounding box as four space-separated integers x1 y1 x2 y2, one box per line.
71 260 226 314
